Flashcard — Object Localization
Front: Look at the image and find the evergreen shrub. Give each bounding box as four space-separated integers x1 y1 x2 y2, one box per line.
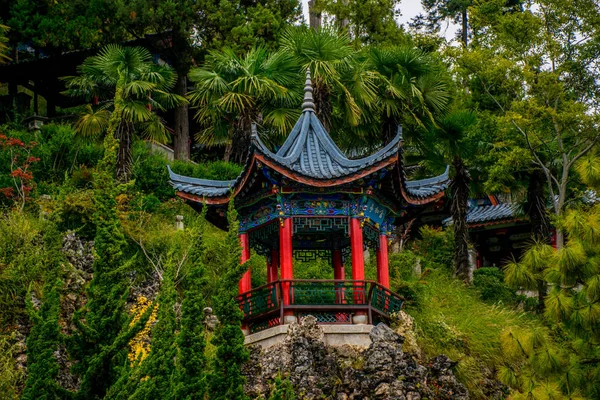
413 226 454 270
35 124 103 182
131 142 174 200
389 250 426 309
473 267 516 304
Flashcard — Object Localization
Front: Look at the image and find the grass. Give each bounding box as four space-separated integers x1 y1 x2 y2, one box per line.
406 268 545 399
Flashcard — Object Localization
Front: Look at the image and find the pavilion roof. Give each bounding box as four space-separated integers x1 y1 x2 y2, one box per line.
442 198 526 228
169 69 449 205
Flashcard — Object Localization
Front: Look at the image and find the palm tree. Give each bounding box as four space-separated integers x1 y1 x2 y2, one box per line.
0 24 10 64
63 45 186 181
280 26 377 133
420 109 478 281
188 47 300 162
367 46 451 143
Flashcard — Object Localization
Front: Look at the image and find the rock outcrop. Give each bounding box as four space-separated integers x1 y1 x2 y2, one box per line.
243 316 469 399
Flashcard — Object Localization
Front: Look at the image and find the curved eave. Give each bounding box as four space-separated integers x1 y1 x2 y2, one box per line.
170 132 450 207
398 165 450 206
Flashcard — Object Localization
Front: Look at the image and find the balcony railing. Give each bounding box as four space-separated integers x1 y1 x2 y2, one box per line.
237 280 405 334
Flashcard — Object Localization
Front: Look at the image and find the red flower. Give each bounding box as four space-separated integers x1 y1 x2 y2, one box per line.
0 187 14 198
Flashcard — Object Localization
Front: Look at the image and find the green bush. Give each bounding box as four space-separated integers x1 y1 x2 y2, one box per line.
131 141 244 201
413 226 454 270
131 142 174 200
473 267 516 304
171 159 243 181
35 124 103 182
389 250 419 280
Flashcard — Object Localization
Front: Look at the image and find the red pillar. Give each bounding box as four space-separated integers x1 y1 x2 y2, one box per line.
238 233 251 294
267 248 279 283
350 218 365 281
350 218 366 308
280 219 294 316
376 234 390 288
332 249 345 280
333 248 346 307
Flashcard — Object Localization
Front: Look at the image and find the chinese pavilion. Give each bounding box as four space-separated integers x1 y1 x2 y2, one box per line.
169 70 450 333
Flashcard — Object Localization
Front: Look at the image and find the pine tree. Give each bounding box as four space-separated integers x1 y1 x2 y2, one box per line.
174 223 207 400
21 278 65 400
208 200 249 399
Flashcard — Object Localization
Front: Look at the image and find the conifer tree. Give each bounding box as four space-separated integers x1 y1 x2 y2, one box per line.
120 259 179 400
208 200 249 399
174 221 207 400
68 72 147 400
21 278 65 400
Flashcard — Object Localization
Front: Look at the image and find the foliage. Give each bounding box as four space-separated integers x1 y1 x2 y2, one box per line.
365 45 452 142
208 200 249 399
21 278 64 400
173 224 207 400
408 266 557 399
0 132 40 211
455 0 600 249
312 0 406 46
7 0 128 50
388 250 427 310
35 124 104 183
127 296 158 365
472 267 516 305
188 46 300 162
118 261 179 399
0 24 10 63
0 332 23 400
0 212 64 328
412 226 454 270
420 109 479 281
63 45 187 181
279 26 363 133
67 104 143 399
268 374 295 400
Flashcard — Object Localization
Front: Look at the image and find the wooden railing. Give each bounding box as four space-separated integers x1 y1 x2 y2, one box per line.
237 280 405 333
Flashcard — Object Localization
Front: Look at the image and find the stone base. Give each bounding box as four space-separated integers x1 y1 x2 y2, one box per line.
245 324 374 349
283 315 298 325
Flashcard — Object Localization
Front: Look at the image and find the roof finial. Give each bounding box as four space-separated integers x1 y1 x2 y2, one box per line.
302 67 315 112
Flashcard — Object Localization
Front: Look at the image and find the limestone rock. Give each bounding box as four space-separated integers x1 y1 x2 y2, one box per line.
393 311 421 360
203 307 218 331
243 318 470 400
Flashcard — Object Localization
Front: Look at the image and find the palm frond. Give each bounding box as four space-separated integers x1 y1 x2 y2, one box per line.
139 113 170 144
74 105 111 138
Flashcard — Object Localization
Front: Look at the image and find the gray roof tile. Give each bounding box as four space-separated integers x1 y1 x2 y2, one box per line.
443 202 523 226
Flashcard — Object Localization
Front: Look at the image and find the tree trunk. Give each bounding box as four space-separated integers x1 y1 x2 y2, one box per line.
314 83 332 132
381 115 397 144
173 74 190 161
116 123 133 182
536 278 547 314
223 143 232 163
451 157 471 282
526 169 551 242
461 8 469 47
308 0 322 30
526 168 550 313
338 0 350 30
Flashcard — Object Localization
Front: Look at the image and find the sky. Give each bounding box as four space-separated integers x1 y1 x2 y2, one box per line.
300 0 459 41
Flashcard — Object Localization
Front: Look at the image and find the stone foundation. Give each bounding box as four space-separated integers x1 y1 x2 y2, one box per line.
245 324 374 348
